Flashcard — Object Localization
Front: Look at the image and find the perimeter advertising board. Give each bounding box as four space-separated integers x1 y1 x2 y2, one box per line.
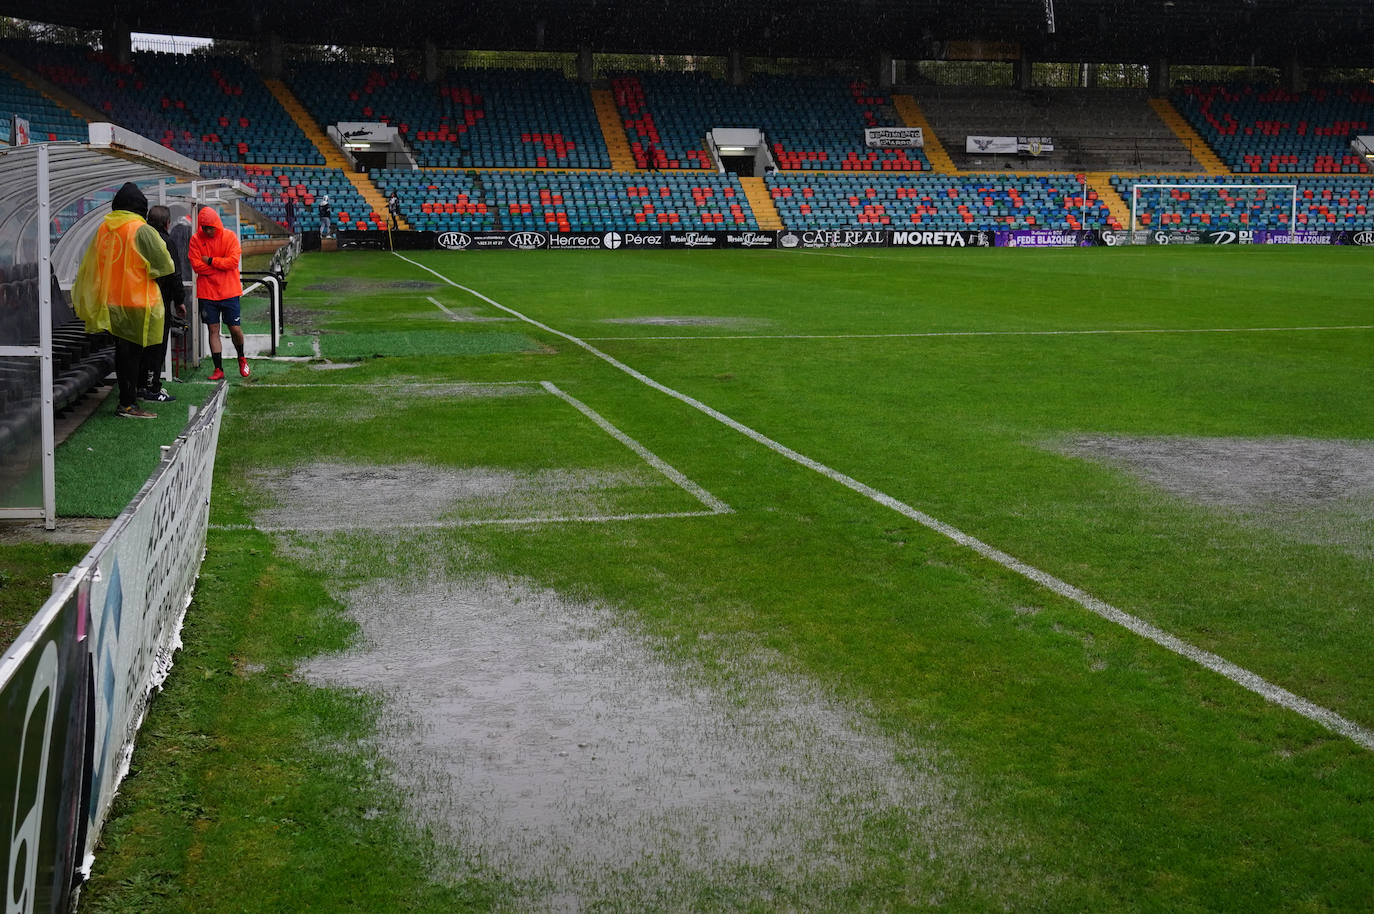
0 583 89 914
998 230 1099 247
890 230 994 247
357 227 1374 251
83 384 226 861
1 387 225 911
425 230 781 250
776 230 889 249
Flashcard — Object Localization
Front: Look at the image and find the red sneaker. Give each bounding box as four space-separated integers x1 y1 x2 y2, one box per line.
238 357 251 378
208 367 225 381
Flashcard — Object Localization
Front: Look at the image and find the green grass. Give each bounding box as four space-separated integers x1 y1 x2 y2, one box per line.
54 381 221 517
0 543 90 649
76 246 1374 912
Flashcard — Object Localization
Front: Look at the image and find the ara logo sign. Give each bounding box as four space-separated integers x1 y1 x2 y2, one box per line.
1351 230 1374 246
436 232 472 250
508 232 547 250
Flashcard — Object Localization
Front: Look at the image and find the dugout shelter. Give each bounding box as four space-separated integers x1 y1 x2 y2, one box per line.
0 123 199 530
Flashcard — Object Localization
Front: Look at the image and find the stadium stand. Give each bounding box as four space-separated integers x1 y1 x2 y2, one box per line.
286 63 610 169
1112 174 1374 229
0 67 87 142
912 86 1202 173
1 40 322 165
766 172 1116 231
201 163 381 233
376 169 760 233
1173 83 1373 174
611 73 930 172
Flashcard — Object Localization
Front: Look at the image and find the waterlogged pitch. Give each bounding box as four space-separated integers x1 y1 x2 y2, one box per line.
82 246 1374 913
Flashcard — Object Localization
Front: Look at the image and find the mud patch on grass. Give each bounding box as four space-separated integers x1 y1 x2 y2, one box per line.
600 316 765 328
251 462 662 531
310 361 361 371
298 577 986 912
1058 436 1374 556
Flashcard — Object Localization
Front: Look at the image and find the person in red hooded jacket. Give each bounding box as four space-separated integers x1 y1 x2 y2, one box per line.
188 206 249 379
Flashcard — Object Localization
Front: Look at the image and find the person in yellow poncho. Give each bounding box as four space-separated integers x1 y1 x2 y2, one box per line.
72 182 175 419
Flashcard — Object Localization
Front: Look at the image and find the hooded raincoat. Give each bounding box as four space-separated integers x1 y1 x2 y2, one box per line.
71 182 173 347
187 207 243 300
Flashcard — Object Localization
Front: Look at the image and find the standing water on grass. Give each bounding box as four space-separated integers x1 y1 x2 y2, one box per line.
299 576 1000 912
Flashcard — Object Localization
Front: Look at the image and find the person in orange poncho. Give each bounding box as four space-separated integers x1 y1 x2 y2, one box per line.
188 206 248 379
72 182 174 419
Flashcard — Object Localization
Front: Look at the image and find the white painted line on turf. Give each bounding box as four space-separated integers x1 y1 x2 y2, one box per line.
428 295 459 319
542 381 731 514
581 325 1374 342
247 380 542 389
393 250 1374 752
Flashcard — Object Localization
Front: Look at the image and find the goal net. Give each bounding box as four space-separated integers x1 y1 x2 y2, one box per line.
1129 183 1297 243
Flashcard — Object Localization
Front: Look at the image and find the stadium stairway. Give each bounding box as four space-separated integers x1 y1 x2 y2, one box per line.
1148 98 1229 175
739 177 783 229
1083 171 1133 228
592 87 637 171
892 95 955 173
263 77 404 228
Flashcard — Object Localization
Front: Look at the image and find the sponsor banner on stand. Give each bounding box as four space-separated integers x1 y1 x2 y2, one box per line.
0 583 90 914
723 231 777 248
964 136 1055 155
966 135 1019 155
601 231 666 249
1145 230 1206 245
1096 230 1149 246
998 230 1099 248
84 384 226 862
891 230 993 247
864 127 924 148
658 231 719 249
777 230 889 249
431 230 550 250
545 233 608 250
1255 230 1362 245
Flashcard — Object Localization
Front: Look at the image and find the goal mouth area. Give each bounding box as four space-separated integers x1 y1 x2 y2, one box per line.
1128 182 1299 239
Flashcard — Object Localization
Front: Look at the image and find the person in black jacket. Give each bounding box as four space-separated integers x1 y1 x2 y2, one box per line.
140 205 188 401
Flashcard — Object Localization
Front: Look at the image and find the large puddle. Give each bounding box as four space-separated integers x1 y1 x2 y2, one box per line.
251 463 663 532
298 577 979 911
1058 436 1374 557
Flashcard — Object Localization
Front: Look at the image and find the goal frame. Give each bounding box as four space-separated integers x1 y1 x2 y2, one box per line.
1129 183 1298 242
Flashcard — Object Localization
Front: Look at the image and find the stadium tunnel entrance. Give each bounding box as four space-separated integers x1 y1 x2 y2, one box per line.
710 127 774 177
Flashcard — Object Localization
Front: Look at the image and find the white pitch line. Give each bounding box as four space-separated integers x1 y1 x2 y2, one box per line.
244 380 542 389
427 295 459 319
581 325 1374 342
393 250 1374 752
542 381 731 514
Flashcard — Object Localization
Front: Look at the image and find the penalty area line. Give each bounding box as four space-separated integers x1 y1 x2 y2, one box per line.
391 250 1374 753
580 325 1374 342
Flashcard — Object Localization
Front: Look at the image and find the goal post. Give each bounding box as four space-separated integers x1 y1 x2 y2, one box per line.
1129 182 1298 243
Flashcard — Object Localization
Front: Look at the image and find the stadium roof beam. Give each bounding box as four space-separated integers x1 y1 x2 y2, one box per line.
2 0 1371 65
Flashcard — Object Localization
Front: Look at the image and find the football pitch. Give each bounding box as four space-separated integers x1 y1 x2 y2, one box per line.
83 246 1373 912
